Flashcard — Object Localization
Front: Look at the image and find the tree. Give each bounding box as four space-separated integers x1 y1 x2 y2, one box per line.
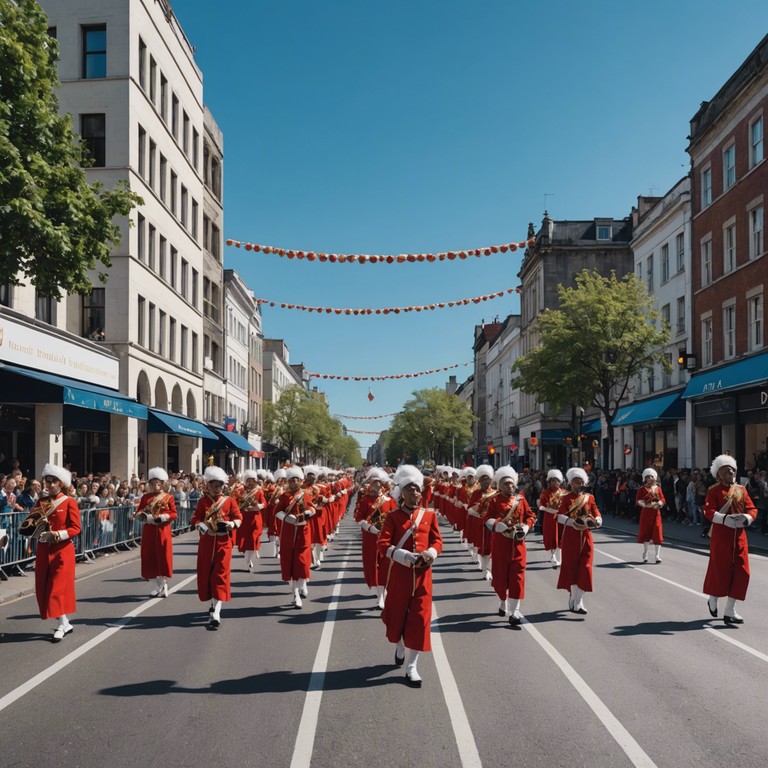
263 386 310 459
385 388 474 466
512 269 670 467
0 0 142 299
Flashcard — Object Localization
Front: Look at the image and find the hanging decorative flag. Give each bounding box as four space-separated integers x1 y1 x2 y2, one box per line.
334 412 399 420
307 362 471 381
368 389 375 402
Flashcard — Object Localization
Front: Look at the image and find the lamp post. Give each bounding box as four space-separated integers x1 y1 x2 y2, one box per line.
578 407 584 468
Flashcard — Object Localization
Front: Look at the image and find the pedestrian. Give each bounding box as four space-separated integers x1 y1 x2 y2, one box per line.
703 455 757 625
636 468 665 563
234 470 267 572
539 468 567 568
556 467 602 615
135 467 177 597
485 465 537 625
378 464 442 688
27 463 82 641
190 466 242 629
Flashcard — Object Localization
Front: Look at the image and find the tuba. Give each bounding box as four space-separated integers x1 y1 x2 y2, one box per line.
19 497 55 537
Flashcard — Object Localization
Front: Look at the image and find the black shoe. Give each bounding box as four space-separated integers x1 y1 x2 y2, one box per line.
509 614 522 627
404 673 422 688
394 651 405 666
707 598 718 618
574 607 588 615
208 618 220 630
723 615 744 625
497 608 506 617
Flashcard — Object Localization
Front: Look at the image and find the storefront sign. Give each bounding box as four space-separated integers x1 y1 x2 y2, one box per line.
739 389 768 413
0 314 118 389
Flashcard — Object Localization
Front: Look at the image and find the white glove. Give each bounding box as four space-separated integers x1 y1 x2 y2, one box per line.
723 515 740 529
223 520 235 530
368 524 380 535
284 514 297 525
557 514 570 526
711 512 727 525
494 521 509 533
739 513 754 527
467 507 480 518
197 523 209 534
593 516 603 529
564 518 578 528
39 531 57 543
520 524 530 535
142 514 155 524
158 514 169 523
359 521 370 532
391 548 419 567
485 518 495 530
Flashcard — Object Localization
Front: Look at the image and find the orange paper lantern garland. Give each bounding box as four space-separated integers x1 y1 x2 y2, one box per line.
308 362 471 381
226 238 535 263
255 287 521 315
334 413 399 419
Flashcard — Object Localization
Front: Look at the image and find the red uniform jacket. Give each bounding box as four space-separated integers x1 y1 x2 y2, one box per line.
137 491 178 579
487 493 537 601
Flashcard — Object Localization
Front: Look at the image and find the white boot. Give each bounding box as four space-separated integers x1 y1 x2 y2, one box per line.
52 615 73 642
549 550 557 568
299 578 309 598
291 581 302 608
404 648 422 687
509 598 522 625
654 544 662 563
555 548 562 566
469 545 478 562
479 555 491 580
312 543 322 568
271 536 280 558
498 598 508 617
244 551 254 571
375 585 385 609
724 596 744 624
642 543 649 563
209 600 222 628
150 576 165 596
572 586 587 615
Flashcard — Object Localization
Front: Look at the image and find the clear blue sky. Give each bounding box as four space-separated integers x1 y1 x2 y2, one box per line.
172 0 768 455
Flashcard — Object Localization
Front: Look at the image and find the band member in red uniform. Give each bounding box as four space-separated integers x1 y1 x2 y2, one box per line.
539 469 566 568
265 468 286 557
465 465 493 564
235 470 266 572
190 466 242 629
301 465 327 569
24 463 81 642
703 454 757 624
136 467 177 597
274 466 316 608
379 465 443 688
556 467 602 615
485 466 537 625
636 468 665 564
455 467 475 548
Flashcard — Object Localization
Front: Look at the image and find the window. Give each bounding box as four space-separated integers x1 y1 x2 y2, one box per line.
181 259 188 298
723 222 736 273
35 291 54 324
137 214 145 262
750 205 764 259
701 167 712 208
138 37 146 89
137 125 146 176
646 254 654 292
191 199 198 240
181 325 188 368
192 332 199 372
211 157 221 200
723 144 736 190
203 214 210 251
192 129 199 170
149 56 156 104
148 303 156 353
171 94 179 139
169 318 176 361
137 296 145 346
80 114 106 167
170 171 177 216
148 224 156 271
723 304 736 359
636 261 642 282
180 185 188 227
82 25 106 78
159 236 167 280
170 246 178 289
159 155 167 202
660 244 669 283
0 284 11 308
661 303 671 330
192 269 199 307
702 317 712 366
148 140 156 189
676 297 685 335
183 112 190 155
751 116 763 167
211 224 221 261
158 311 166 357
748 294 763 351
160 74 168 123
596 225 611 240
676 232 685 272
701 239 712 286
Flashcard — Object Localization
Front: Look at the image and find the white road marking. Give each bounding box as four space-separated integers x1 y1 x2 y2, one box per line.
431 604 483 768
0 573 197 713
595 546 768 663
521 618 658 768
289 556 349 768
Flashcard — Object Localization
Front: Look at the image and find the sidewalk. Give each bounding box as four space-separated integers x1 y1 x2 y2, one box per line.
600 515 768 554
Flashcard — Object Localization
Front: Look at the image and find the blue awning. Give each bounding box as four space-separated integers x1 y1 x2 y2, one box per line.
215 428 257 452
541 429 573 441
682 350 768 399
612 392 685 426
148 409 218 439
581 418 602 434
0 362 147 419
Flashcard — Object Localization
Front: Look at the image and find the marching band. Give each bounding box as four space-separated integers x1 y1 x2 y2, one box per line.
17 453 758 688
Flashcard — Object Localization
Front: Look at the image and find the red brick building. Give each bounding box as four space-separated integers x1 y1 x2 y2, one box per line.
686 34 767 472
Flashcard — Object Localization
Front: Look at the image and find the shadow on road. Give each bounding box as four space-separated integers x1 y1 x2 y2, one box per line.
610 618 715 636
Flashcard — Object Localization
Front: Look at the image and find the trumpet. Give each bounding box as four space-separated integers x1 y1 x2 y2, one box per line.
19 498 55 537
139 493 170 521
203 493 229 533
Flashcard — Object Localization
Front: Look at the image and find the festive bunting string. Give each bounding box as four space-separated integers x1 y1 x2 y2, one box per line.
226 237 535 263
255 287 520 315
308 362 471 381
344 428 383 435
334 413 399 419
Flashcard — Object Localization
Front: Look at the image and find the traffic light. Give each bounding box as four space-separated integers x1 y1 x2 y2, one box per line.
488 445 495 455
530 431 538 447
678 349 686 367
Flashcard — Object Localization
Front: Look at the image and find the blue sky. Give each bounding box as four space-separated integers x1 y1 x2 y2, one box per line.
172 0 768 454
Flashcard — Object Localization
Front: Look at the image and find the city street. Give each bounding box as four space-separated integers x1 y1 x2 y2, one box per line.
2 513 768 768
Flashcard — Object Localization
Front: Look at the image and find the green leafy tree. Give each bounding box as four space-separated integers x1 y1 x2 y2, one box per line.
512 270 670 464
385 388 474 466
263 386 310 458
0 0 142 298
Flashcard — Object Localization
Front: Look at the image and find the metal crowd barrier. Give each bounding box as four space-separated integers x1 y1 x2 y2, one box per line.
0 502 195 580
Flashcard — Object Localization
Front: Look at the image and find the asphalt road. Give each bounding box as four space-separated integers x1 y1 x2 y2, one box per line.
2 510 768 768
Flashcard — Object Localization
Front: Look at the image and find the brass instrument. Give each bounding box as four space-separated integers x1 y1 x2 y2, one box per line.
240 489 261 510
203 494 228 533
568 493 597 529
140 492 171 521
19 497 55 538
366 491 388 530
499 496 526 540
